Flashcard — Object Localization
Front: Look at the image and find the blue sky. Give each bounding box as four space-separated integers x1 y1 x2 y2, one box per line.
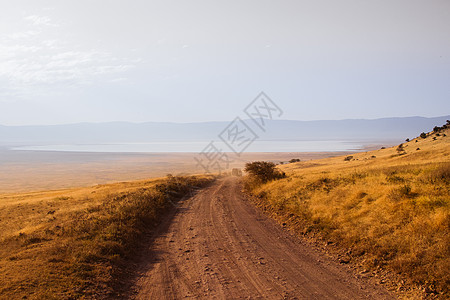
0 0 449 125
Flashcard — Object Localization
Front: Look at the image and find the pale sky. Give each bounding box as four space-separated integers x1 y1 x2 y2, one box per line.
0 0 449 125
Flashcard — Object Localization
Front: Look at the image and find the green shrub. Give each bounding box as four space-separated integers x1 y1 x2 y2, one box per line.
244 161 286 183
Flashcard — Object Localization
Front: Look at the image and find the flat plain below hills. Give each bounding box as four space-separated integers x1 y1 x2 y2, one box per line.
0 149 358 193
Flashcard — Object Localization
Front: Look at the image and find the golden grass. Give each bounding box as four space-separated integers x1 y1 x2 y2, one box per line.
0 175 214 299
245 128 450 298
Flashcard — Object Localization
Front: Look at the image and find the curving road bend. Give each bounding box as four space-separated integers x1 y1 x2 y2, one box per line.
132 177 393 299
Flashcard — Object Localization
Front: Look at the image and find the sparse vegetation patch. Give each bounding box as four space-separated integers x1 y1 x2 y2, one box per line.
0 175 214 299
244 127 450 298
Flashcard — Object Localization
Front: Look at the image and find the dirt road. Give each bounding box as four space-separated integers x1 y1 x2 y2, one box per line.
133 177 393 299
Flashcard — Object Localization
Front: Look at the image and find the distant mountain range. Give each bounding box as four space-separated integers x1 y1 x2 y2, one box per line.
1 116 449 146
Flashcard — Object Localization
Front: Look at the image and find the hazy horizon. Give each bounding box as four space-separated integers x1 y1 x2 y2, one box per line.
2 116 448 152
0 114 449 127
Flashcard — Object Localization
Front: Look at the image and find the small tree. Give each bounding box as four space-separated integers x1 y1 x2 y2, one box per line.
396 144 406 155
420 132 427 139
244 161 286 183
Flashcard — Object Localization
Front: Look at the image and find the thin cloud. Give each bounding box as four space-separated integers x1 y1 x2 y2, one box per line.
0 21 138 99
24 15 56 27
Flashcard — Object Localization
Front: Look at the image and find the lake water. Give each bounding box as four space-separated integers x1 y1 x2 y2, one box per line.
12 140 364 153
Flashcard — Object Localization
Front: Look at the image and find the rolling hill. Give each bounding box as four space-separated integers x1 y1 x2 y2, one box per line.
1 115 449 146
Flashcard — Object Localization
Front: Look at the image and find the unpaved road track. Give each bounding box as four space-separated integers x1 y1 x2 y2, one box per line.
133 177 393 299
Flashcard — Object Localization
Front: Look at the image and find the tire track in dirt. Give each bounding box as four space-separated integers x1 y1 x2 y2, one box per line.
132 177 393 299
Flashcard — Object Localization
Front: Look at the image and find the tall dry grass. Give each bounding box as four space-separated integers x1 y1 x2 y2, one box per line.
245 129 450 298
0 175 213 299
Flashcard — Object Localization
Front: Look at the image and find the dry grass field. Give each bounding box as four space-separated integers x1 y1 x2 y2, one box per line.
245 125 450 298
2 138 439 298
0 174 214 299
0 150 353 299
